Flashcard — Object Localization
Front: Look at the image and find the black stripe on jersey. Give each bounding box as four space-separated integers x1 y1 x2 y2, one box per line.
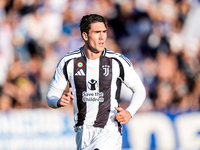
113 58 124 103
63 59 72 81
102 48 106 56
93 56 112 128
63 60 73 87
74 56 87 127
113 58 124 134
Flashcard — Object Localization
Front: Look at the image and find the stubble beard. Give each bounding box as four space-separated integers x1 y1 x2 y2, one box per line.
88 44 104 54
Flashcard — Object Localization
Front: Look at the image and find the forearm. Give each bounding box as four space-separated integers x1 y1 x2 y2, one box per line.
126 80 146 117
46 86 64 108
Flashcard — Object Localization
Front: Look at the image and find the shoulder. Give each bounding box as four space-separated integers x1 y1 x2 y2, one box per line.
63 47 83 60
59 47 83 63
55 47 83 69
105 49 132 67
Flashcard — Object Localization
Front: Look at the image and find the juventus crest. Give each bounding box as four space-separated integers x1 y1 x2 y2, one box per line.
102 65 110 76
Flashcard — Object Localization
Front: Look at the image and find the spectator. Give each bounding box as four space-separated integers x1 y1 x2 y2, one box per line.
0 0 199 113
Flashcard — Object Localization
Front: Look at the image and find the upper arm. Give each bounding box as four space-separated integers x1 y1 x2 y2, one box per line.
119 55 144 92
51 57 69 90
46 57 69 108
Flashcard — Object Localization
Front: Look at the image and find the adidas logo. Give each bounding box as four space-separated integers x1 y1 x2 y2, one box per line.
75 69 85 76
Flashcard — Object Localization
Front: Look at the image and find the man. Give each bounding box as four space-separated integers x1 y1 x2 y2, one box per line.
47 14 146 150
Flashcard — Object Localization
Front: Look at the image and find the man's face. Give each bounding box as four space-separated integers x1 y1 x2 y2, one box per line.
84 22 107 53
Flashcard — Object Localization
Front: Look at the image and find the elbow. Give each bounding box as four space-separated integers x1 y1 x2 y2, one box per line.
136 84 146 101
46 94 52 108
46 97 52 108
46 93 59 109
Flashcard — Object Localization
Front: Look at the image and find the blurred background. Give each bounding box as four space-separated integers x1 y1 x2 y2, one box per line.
0 0 200 149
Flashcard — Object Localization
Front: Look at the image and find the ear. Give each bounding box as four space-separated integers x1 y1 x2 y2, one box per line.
82 32 88 41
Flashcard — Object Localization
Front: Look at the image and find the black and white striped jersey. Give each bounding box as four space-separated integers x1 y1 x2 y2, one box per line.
47 47 146 128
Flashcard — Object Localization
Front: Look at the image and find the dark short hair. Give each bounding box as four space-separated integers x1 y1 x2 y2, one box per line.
79 14 108 35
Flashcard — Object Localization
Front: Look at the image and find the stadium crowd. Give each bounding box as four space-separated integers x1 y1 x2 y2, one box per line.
0 0 200 114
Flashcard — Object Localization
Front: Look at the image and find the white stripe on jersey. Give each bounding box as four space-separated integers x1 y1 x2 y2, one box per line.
84 57 100 125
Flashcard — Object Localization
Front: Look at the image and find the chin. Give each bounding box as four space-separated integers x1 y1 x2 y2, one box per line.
97 47 105 52
92 48 104 54
88 44 105 53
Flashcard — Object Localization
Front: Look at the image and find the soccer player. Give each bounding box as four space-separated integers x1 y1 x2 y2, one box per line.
46 14 146 150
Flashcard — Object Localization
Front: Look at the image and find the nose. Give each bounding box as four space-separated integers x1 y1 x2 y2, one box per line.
99 32 104 40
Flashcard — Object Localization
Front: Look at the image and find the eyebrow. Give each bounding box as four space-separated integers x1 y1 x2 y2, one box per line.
93 29 107 32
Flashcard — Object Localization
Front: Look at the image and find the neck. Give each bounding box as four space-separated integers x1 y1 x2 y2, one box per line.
83 46 103 60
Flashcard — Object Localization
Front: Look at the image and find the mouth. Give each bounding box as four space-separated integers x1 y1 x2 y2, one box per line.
99 42 104 46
